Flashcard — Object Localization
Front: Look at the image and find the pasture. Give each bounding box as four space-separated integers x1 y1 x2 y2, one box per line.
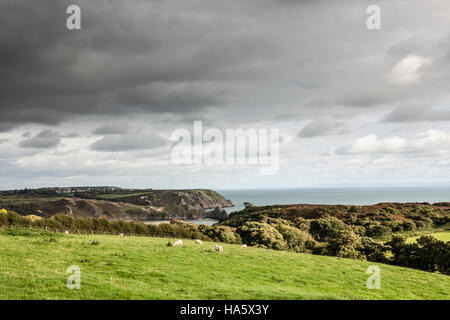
0 228 448 300
406 231 450 244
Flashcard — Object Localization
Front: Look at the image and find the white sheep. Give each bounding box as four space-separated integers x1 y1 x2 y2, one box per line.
241 244 247 248
215 244 223 254
64 230 69 235
173 240 183 247
195 239 203 245
119 233 124 237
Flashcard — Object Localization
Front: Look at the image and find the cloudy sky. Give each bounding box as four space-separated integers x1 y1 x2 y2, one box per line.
1 0 450 190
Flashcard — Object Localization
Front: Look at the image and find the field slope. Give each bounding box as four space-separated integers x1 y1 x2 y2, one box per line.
406 232 450 243
0 228 448 300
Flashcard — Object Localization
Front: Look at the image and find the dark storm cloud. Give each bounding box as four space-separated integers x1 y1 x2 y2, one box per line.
18 130 61 148
1 0 449 134
0 0 280 131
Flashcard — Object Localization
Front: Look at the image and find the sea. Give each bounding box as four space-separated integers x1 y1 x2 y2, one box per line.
148 186 450 226
218 186 450 214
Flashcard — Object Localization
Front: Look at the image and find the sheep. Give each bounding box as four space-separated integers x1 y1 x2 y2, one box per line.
64 230 69 235
215 244 223 254
119 233 124 237
173 240 183 247
195 239 203 245
241 244 247 248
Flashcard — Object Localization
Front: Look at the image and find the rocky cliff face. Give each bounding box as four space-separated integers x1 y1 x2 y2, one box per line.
110 189 232 211
1 189 233 221
174 190 233 211
208 206 229 221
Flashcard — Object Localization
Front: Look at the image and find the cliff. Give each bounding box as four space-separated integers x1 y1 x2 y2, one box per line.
0 189 233 221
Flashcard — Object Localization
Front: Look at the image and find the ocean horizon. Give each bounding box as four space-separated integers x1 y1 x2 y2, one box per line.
218 186 450 213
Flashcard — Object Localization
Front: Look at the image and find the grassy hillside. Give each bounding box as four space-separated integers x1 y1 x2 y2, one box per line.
0 228 448 300
407 232 450 243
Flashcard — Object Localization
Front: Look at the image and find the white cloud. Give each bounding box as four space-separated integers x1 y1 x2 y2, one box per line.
388 55 432 85
336 130 450 155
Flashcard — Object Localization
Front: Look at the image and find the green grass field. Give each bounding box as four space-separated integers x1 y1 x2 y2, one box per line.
96 192 150 199
406 232 450 244
0 228 448 300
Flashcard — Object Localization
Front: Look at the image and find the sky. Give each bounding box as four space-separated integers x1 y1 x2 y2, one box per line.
0 0 450 190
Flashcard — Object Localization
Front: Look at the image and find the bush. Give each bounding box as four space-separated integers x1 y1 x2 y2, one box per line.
351 225 366 236
325 229 363 259
387 235 449 275
402 221 416 231
237 221 286 250
359 237 388 263
25 215 43 222
7 211 29 227
384 207 398 214
348 206 358 213
364 223 391 237
0 209 8 226
309 217 348 242
217 227 241 244
292 217 310 232
276 224 317 253
416 206 437 218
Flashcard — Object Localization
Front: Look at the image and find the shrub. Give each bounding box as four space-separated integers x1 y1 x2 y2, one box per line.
384 207 398 214
386 235 449 275
276 224 317 253
0 209 7 226
237 221 286 250
402 221 416 231
217 228 241 244
53 214 75 229
364 223 391 237
25 215 43 222
325 229 364 259
292 217 310 232
348 206 358 213
416 206 437 218
7 211 29 227
351 225 366 236
309 217 348 242
359 237 388 263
